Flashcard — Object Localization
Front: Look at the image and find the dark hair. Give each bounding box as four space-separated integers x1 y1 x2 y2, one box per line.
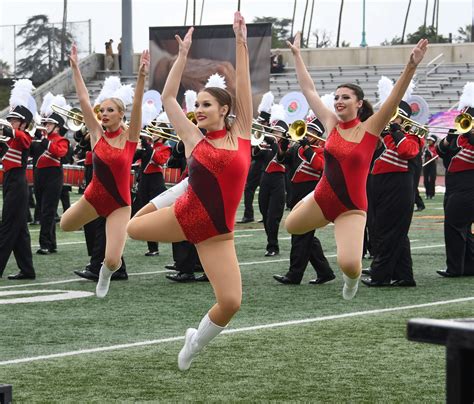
336 83 374 122
199 87 233 130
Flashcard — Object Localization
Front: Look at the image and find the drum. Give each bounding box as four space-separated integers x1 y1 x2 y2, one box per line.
63 164 85 187
163 167 181 184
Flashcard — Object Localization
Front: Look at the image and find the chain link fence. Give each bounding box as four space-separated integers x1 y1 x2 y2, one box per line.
0 19 91 78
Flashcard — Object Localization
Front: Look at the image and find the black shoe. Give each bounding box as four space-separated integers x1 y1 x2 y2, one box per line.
30 220 40 225
165 263 177 270
391 279 416 287
257 218 264 223
273 275 299 285
74 269 99 281
195 274 209 282
415 206 425 212
362 268 372 276
237 217 254 224
7 272 36 280
111 271 128 281
361 278 392 287
145 250 159 257
194 264 204 272
309 273 336 285
436 270 461 278
265 250 279 257
36 248 50 255
49 248 57 254
166 272 196 282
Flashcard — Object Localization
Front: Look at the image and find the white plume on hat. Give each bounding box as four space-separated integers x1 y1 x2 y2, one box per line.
9 79 35 109
270 103 287 123
459 82 474 110
156 111 169 124
377 76 394 105
141 102 158 128
258 91 274 113
205 73 226 89
320 92 335 112
40 92 55 116
184 90 197 113
306 109 315 121
112 84 134 107
403 79 416 101
94 76 122 106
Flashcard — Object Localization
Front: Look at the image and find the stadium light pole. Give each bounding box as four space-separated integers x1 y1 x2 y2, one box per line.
360 0 367 47
122 0 133 76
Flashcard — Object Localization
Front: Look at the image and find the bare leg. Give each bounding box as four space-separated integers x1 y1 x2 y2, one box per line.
60 196 99 231
334 211 367 300
127 205 186 243
285 193 329 235
178 235 241 371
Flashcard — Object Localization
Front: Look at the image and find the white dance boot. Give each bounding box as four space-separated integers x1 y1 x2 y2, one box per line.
150 178 189 209
178 313 225 371
342 273 360 300
96 263 115 298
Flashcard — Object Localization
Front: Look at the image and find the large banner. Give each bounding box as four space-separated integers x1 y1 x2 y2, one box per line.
149 23 271 115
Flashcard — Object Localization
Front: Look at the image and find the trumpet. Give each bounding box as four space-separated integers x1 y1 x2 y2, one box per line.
387 107 428 138
51 104 85 132
288 120 326 143
186 111 197 125
141 124 180 142
426 112 473 135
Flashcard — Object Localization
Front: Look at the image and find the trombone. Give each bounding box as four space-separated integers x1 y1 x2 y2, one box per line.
51 104 85 132
288 120 326 143
141 124 180 142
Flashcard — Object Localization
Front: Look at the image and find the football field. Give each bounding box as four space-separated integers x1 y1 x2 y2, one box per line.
0 192 472 402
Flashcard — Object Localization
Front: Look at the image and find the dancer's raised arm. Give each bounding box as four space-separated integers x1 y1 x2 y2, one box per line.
287 32 338 132
231 11 253 139
161 27 202 149
69 44 102 143
128 50 150 142
365 39 428 136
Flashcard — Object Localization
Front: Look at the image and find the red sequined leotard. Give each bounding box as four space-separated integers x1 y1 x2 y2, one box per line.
84 128 137 217
174 129 251 243
314 118 378 222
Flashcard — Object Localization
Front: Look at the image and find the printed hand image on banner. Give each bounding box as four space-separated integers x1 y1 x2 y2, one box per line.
149 23 271 115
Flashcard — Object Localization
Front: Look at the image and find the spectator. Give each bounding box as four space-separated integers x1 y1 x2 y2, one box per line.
105 39 114 71
270 50 284 74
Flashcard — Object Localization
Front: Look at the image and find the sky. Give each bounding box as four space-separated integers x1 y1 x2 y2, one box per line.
0 0 472 69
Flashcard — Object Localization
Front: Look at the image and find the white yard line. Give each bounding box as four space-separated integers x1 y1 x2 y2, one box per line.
0 295 472 366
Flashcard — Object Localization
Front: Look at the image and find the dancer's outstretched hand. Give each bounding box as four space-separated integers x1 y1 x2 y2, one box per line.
139 49 150 76
287 32 302 56
69 43 79 68
410 39 429 66
233 11 247 42
176 27 194 56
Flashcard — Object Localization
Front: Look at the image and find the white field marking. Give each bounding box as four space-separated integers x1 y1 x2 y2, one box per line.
234 234 254 238
234 228 266 232
0 295 472 366
0 289 94 304
0 244 445 290
31 241 85 248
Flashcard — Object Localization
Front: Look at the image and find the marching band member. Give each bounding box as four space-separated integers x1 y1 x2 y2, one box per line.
35 93 70 254
257 103 288 257
273 117 335 285
435 83 474 277
285 32 428 299
61 44 149 298
0 80 36 280
362 100 419 287
127 11 252 370
238 91 273 223
422 134 438 199
134 101 171 256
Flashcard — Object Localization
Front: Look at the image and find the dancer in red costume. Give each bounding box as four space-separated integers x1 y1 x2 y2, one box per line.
60 44 150 298
127 11 252 371
285 32 428 300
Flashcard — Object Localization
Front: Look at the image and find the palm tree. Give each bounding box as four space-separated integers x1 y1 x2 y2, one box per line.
184 0 189 25
60 0 67 68
290 0 297 38
306 0 315 47
301 0 310 47
336 0 344 47
199 0 205 24
423 0 429 30
401 0 412 44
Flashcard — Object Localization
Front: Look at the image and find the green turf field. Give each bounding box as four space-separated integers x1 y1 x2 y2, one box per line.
0 191 471 402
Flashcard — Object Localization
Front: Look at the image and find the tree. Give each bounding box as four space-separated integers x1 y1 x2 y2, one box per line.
401 0 412 44
252 17 292 48
0 60 11 78
312 29 333 48
406 25 448 44
456 24 472 43
16 14 73 84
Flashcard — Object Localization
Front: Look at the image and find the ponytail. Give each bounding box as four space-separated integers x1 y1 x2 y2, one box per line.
358 99 374 122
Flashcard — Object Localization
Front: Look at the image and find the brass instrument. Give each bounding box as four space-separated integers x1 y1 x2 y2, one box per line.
387 107 428 138
141 124 180 142
0 118 13 142
427 113 473 135
288 120 326 143
186 111 197 125
51 104 85 132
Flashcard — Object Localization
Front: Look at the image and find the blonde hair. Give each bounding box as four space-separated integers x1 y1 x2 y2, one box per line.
102 97 126 113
